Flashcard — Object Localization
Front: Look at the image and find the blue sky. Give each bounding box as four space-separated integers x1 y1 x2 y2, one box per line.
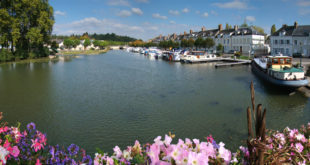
51 0 310 40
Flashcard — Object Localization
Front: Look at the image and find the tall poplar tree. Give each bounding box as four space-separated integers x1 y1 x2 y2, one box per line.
0 0 54 61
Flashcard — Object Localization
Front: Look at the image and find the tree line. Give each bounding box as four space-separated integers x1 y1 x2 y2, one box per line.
53 32 138 43
60 37 127 50
0 0 54 62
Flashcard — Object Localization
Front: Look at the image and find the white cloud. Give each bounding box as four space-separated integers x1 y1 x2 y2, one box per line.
169 10 180 15
182 8 189 13
299 8 310 15
135 0 149 3
213 0 248 9
152 13 168 20
53 17 146 38
107 0 130 6
202 12 209 17
297 0 310 6
245 16 256 22
211 10 218 16
117 10 132 17
170 20 176 24
55 11 66 16
131 8 143 15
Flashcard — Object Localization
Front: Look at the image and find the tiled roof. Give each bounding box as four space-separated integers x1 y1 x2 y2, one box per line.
292 25 310 36
272 25 310 37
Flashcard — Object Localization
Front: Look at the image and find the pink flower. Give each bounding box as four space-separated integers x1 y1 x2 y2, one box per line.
218 142 231 163
154 136 163 146
113 146 122 158
200 142 216 158
106 156 114 165
164 135 172 146
206 135 214 143
0 127 9 134
10 146 19 158
295 143 304 153
3 140 10 149
148 144 160 164
37 132 47 145
35 159 42 165
31 139 44 152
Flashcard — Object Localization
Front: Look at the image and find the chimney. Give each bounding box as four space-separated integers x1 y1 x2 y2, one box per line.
218 24 223 31
234 25 238 31
184 31 187 35
294 21 298 29
201 26 206 32
190 29 193 34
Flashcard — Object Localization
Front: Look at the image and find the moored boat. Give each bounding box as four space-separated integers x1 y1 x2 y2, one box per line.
251 55 308 87
180 51 217 63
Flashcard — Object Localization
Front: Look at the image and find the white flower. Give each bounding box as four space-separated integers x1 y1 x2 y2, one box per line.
0 146 9 164
123 150 132 160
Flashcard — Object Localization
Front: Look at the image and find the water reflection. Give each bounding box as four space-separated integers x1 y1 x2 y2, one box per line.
0 50 309 155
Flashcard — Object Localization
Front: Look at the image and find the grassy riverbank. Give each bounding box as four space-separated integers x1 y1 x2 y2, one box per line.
57 48 110 55
0 57 54 65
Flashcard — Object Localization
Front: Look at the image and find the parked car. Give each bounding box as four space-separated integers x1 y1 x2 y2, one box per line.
293 53 302 58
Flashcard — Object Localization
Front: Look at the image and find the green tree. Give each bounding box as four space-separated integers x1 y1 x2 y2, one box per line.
271 24 276 35
181 39 188 48
0 0 54 60
225 23 232 30
194 37 204 50
216 44 224 54
252 26 265 34
63 38 73 49
72 39 80 48
50 41 58 55
240 20 248 28
188 38 195 50
83 39 91 50
203 38 215 49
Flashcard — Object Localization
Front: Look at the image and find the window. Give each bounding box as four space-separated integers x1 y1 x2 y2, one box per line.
286 58 291 64
273 59 279 64
286 40 290 44
275 40 278 44
280 59 284 64
294 40 297 45
227 39 229 44
280 40 284 44
286 48 289 55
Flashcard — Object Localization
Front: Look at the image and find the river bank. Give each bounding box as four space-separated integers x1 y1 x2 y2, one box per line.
57 48 110 55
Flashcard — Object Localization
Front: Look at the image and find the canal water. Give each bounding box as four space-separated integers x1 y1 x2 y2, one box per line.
0 50 309 154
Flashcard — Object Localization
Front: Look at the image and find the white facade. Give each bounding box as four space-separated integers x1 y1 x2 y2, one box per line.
292 37 310 57
270 34 293 56
231 35 265 54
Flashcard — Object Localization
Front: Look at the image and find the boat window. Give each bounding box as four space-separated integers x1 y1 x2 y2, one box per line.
280 59 284 64
286 58 291 64
273 59 279 64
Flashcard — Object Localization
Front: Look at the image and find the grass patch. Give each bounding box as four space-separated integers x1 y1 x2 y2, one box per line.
58 48 110 55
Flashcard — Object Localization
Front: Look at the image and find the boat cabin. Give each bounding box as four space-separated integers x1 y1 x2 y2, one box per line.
266 56 305 80
266 56 292 70
189 51 205 56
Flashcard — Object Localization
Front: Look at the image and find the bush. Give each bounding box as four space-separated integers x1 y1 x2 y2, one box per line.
0 49 14 62
234 51 242 57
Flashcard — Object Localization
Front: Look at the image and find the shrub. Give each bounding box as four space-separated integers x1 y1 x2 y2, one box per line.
0 49 14 62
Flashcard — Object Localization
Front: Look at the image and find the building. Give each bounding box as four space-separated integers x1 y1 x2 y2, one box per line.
270 22 310 57
152 24 268 55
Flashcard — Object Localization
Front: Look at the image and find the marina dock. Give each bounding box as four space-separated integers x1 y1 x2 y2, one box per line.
215 59 251 68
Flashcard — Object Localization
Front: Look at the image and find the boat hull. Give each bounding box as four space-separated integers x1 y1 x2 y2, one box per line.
251 61 309 88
